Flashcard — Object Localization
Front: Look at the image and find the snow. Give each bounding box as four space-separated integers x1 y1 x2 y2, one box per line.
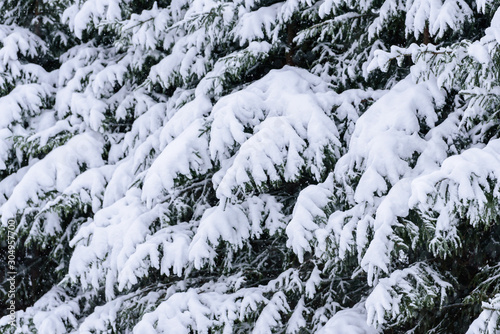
410 139 500 230
189 204 250 268
189 195 284 268
405 0 473 39
365 263 452 327
0 84 53 127
317 303 379 334
0 132 104 225
142 118 212 207
71 0 123 39
4 0 500 332
211 67 341 200
320 76 455 284
286 176 333 262
487 7 500 43
286 298 307 334
234 4 281 45
16 287 81 334
253 292 289 334
467 295 500 334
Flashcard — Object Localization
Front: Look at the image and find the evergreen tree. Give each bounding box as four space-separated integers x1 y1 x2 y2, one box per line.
1 0 500 333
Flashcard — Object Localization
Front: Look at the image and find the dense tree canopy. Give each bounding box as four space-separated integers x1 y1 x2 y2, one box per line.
1 0 500 333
